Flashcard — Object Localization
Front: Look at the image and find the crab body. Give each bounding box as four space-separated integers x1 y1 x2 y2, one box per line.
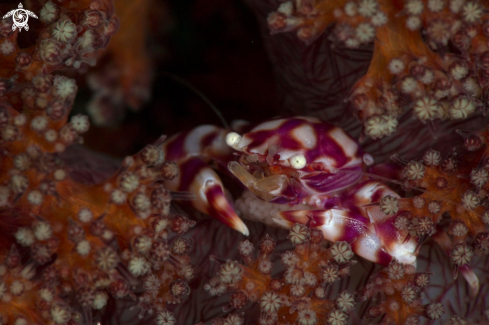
229 116 369 206
161 117 417 265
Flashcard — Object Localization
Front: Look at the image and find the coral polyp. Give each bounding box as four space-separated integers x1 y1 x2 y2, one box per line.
268 0 489 139
206 227 360 325
0 1 196 323
1 0 489 323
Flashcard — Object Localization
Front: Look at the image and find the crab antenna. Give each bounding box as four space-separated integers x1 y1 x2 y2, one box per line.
161 72 230 129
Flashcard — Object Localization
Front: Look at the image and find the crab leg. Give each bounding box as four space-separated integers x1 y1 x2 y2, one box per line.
431 229 479 296
275 209 394 265
346 181 418 265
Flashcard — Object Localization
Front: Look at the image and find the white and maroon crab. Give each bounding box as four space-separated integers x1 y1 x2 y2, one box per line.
161 116 417 266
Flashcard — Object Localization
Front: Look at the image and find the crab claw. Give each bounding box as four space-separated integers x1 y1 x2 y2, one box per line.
203 179 249 236
165 157 249 236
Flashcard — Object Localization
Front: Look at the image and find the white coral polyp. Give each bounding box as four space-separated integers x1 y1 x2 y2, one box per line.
302 272 317 287
463 78 481 97
386 261 405 280
52 20 77 43
54 76 77 99
14 317 28 325
423 149 441 166
405 0 424 15
260 291 282 314
132 193 151 211
50 304 71 324
224 314 244 325
70 114 90 133
364 115 398 139
219 260 243 284
420 69 435 84
470 168 489 187
380 195 399 215
427 0 445 12
394 215 410 230
449 96 476 119
34 221 52 241
76 240 90 256
135 235 152 254
297 308 317 325
426 302 444 320
143 273 162 294
336 291 355 312
401 285 417 303
78 30 95 50
39 287 54 302
427 201 441 214
44 129 58 142
331 241 354 263
413 96 440 121
40 1 58 24
78 207 93 223
27 190 44 205
111 189 127 205
10 281 24 296
355 23 375 43
371 11 387 26
358 0 378 17
95 247 120 272
30 116 49 132
388 58 405 74
39 39 61 65
258 259 273 274
288 223 310 245
0 40 16 56
10 175 28 194
155 310 176 325
53 169 67 181
281 251 299 267
277 2 293 15
405 16 421 30
204 276 227 296
238 240 254 256
400 77 417 94
462 190 479 210
345 38 360 49
406 161 425 180
92 291 108 309
14 114 27 126
344 2 358 16
128 256 150 277
119 173 140 192
450 64 468 80
462 2 483 23
15 228 35 246
327 310 348 325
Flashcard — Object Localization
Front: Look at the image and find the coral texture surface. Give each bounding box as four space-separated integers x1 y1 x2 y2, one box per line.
1 0 489 324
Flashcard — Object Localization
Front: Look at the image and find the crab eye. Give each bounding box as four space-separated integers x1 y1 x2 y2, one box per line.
289 154 306 169
226 132 242 149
